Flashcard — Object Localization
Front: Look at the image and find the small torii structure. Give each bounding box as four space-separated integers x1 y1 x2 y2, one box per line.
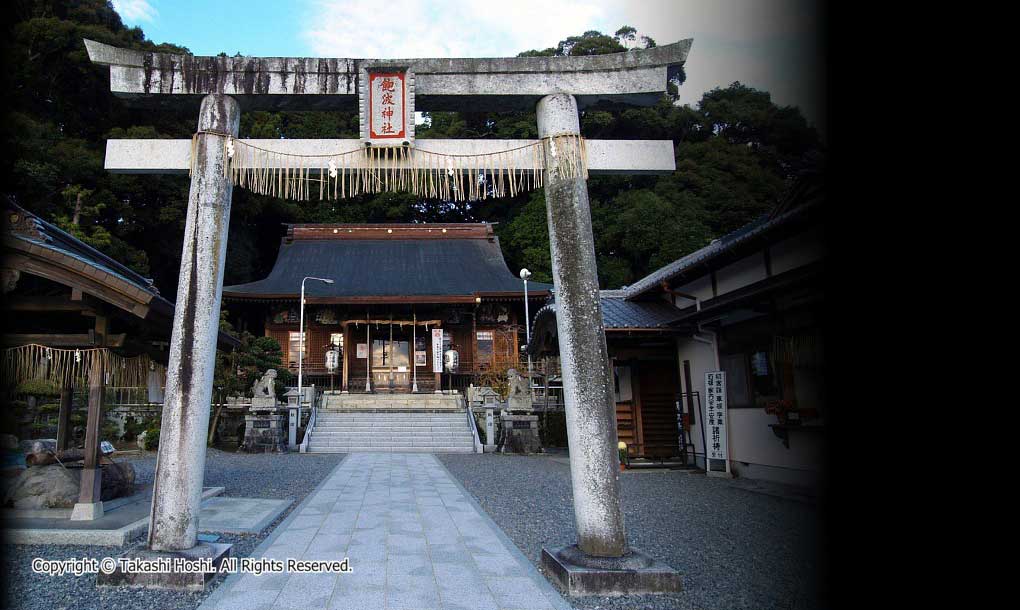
85 38 691 594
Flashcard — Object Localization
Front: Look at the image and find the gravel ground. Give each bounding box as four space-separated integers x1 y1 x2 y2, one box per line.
1 449 345 610
439 453 826 610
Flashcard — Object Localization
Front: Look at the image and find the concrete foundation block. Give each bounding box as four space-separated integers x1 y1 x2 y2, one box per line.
96 541 232 591
70 501 104 521
541 544 681 596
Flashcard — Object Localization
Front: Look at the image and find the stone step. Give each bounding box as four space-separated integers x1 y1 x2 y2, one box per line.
313 425 472 431
320 410 463 414
311 433 474 441
306 446 474 453
316 414 465 418
308 406 476 454
312 428 471 432
312 420 472 427
308 444 475 448
307 437 472 443
313 420 467 427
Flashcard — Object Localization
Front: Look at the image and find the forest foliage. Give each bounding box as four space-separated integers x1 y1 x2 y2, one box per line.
1 1 824 294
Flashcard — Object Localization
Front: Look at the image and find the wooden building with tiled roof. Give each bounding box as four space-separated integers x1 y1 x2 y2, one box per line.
223 223 551 393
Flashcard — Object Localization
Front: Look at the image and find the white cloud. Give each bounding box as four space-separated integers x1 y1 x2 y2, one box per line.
301 0 608 58
298 0 825 130
113 0 159 23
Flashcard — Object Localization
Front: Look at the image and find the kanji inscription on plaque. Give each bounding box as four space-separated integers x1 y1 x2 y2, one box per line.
368 72 406 140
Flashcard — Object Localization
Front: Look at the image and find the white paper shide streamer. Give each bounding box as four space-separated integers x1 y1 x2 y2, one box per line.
198 136 589 202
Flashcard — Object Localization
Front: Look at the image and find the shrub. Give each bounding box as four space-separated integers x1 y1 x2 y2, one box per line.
539 411 568 447
142 426 160 450
101 421 120 443
16 378 60 397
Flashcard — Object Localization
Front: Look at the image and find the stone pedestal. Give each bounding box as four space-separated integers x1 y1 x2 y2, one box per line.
242 412 287 453
97 542 232 591
541 545 682 596
500 413 541 454
484 408 496 452
70 501 104 521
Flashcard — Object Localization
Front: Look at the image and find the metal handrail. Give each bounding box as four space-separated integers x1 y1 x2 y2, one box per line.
466 404 483 453
298 391 317 453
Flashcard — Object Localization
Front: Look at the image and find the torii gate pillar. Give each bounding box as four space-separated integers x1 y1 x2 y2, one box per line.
538 94 682 594
537 94 626 557
98 94 236 589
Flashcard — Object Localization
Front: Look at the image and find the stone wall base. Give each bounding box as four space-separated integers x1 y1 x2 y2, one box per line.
500 414 541 454
241 413 287 453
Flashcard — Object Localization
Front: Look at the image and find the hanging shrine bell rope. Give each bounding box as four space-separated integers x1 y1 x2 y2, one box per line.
1 344 167 390
191 133 588 202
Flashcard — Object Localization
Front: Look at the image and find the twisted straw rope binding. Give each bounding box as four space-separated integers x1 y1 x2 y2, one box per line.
1 344 166 389
189 134 588 202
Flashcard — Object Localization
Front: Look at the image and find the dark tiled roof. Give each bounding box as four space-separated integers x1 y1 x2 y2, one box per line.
600 294 685 328
223 224 552 299
4 201 167 305
531 292 682 335
622 198 819 299
527 292 684 356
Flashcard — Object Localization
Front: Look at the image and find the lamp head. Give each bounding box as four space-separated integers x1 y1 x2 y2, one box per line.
519 268 531 280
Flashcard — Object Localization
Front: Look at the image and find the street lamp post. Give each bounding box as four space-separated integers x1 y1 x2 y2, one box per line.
520 268 533 398
298 276 334 449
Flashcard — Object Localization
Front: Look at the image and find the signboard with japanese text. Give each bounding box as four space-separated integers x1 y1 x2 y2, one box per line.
704 371 728 462
359 67 415 145
432 329 444 373
369 72 405 139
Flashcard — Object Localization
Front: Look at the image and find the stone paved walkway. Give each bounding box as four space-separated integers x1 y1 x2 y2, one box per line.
201 453 568 610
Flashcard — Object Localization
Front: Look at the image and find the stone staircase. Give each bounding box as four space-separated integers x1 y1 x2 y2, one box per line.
306 393 476 453
321 392 463 411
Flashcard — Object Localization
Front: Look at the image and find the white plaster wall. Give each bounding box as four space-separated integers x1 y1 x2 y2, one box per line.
715 252 768 296
769 226 825 275
727 408 825 484
675 335 717 469
677 335 824 488
673 274 714 301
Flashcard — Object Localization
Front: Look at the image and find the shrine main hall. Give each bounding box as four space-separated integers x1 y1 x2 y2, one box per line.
223 222 550 393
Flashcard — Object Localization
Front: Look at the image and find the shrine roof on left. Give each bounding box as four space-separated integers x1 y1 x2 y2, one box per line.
222 223 552 304
2 200 240 349
2 200 171 319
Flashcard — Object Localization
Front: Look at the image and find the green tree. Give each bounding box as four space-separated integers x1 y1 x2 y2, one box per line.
2 9 823 297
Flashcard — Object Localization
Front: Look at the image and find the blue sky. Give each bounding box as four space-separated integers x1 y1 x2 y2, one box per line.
113 0 826 133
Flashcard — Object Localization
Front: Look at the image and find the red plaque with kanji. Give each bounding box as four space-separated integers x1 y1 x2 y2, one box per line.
368 72 406 140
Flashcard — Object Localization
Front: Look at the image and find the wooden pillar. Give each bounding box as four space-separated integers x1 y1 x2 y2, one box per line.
342 322 351 392
365 313 372 392
56 378 73 451
71 362 104 520
434 324 442 393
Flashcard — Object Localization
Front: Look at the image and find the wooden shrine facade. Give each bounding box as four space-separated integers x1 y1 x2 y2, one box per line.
223 223 551 392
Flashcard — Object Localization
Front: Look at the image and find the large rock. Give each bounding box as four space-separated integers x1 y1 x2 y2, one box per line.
19 438 56 455
3 464 78 508
3 461 137 509
101 461 135 501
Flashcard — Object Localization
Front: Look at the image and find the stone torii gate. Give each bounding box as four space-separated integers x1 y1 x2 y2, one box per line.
85 38 690 594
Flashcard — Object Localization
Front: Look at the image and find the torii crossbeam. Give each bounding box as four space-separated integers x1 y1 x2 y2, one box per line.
86 38 691 595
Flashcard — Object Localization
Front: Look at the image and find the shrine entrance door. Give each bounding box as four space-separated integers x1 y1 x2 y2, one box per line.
372 327 411 393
